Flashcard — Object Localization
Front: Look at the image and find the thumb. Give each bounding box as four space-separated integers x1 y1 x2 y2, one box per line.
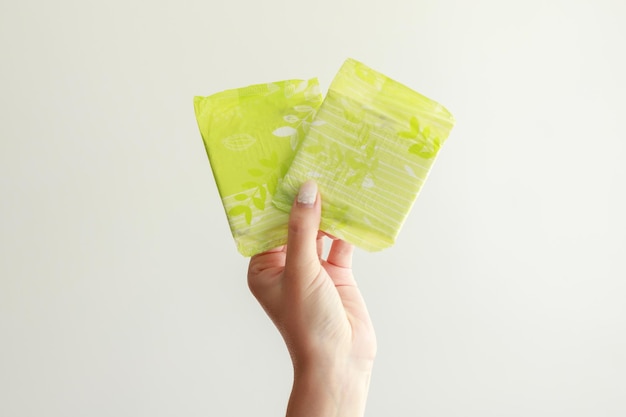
284 180 321 277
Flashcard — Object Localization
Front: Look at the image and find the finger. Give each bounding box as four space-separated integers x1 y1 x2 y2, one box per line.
284 180 322 279
316 231 325 259
249 247 286 275
262 245 286 254
247 250 286 305
326 239 354 269
320 231 338 240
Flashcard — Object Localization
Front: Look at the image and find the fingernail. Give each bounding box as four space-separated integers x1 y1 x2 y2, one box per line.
297 180 317 208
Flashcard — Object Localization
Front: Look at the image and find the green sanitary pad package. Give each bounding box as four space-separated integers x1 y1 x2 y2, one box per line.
272 59 455 251
194 79 323 256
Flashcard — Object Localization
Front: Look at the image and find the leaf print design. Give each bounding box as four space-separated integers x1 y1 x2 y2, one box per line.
222 134 257 151
343 108 361 124
259 157 278 168
227 152 283 225
355 65 378 86
399 117 420 138
284 83 296 98
252 197 265 210
310 125 379 190
265 83 280 94
273 126 297 137
266 179 277 196
409 137 441 159
242 181 260 189
228 205 253 225
362 177 375 188
305 84 321 102
400 116 441 159
290 134 299 151
230 184 267 225
404 165 417 178
248 168 264 177
281 104 319 151
295 80 309 93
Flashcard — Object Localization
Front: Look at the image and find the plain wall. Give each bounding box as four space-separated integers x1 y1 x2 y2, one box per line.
1 0 625 416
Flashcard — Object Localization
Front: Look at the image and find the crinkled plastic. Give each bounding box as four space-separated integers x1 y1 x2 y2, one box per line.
272 59 455 251
194 79 323 256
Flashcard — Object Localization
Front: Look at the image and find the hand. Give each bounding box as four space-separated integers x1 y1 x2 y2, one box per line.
248 180 376 417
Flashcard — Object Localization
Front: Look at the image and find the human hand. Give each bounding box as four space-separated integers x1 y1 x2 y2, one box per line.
248 180 376 417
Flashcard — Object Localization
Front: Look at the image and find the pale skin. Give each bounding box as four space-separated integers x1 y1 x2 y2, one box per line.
248 180 377 417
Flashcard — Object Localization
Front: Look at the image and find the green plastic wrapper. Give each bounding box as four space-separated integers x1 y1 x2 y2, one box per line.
194 79 323 256
272 59 455 251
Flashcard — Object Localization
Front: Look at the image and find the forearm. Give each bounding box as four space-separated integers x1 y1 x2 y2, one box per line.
286 360 374 417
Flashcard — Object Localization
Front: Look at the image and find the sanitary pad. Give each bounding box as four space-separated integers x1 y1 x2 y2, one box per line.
194 79 323 256
272 59 455 251
194 59 455 255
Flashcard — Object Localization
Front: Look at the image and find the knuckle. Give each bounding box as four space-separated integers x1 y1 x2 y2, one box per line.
288 214 308 237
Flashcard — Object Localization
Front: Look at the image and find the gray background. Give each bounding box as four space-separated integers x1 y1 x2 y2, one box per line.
1 0 624 416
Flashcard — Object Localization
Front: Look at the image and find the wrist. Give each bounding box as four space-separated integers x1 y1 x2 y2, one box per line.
287 359 374 417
